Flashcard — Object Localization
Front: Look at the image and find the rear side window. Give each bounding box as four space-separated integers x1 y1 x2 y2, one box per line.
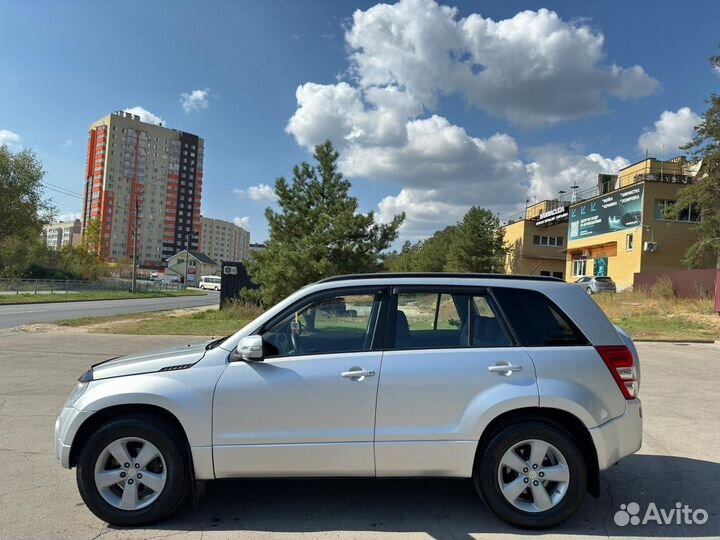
392 291 512 349
492 288 588 347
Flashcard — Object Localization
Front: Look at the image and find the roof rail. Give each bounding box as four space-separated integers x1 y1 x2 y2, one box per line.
315 272 563 284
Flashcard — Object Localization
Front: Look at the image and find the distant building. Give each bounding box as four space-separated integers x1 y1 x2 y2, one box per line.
249 242 267 255
565 157 710 289
199 217 250 262
502 201 567 280
42 219 82 251
81 111 204 268
166 250 219 286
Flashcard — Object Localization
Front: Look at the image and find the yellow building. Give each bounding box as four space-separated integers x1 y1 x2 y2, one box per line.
565 157 706 289
502 200 568 279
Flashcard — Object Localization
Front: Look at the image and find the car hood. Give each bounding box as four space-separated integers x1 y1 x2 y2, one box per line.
90 341 211 380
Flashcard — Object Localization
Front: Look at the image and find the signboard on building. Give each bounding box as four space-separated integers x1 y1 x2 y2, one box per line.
569 184 644 240
536 205 569 226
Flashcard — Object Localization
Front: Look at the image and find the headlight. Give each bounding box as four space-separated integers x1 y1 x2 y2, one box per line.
65 382 89 408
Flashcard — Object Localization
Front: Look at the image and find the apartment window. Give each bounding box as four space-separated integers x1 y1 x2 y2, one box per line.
572 258 587 277
533 235 564 247
626 233 634 251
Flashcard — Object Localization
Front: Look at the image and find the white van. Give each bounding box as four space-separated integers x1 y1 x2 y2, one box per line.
198 275 221 291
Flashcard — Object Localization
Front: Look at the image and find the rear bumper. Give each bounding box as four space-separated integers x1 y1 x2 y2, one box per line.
589 399 642 470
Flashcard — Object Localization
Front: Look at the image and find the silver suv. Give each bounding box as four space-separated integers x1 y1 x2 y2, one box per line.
574 276 617 294
55 273 642 529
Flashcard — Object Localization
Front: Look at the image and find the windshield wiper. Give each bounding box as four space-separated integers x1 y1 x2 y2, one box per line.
205 336 230 350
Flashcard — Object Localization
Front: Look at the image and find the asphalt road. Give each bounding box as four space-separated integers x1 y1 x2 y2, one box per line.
0 290 219 329
0 333 717 540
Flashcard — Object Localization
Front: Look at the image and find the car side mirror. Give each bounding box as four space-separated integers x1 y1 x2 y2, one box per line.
231 335 264 362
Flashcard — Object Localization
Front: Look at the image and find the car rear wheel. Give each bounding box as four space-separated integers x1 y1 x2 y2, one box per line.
586 287 593 295
474 421 586 529
76 416 189 526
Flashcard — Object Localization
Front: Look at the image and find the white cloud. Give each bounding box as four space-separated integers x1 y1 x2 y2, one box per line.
286 0 654 240
57 212 82 222
62 139 73 148
345 0 658 126
233 216 251 230
234 183 278 202
180 89 211 113
0 129 21 149
526 147 629 203
638 107 700 156
124 106 164 125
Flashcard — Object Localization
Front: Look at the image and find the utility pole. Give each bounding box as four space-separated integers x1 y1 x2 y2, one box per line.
131 195 139 293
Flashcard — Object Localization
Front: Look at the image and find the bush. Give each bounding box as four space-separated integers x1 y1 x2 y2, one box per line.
650 276 675 299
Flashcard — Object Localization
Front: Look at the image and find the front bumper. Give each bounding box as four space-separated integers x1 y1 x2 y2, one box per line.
589 399 642 470
54 406 93 469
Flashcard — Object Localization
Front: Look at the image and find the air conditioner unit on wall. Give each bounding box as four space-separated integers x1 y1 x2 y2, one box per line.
643 241 658 252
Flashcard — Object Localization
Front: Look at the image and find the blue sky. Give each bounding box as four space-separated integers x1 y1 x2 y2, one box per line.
1 0 719 243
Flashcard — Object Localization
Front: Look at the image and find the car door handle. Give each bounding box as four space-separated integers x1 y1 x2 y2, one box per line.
488 362 522 375
341 368 376 380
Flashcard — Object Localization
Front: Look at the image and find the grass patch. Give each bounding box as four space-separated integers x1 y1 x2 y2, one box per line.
59 301 264 336
0 289 205 305
593 291 720 341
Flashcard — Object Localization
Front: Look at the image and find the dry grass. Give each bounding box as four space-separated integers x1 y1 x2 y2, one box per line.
593 290 720 341
57 300 265 336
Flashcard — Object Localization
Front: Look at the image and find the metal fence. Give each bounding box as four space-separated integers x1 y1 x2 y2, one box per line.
0 278 186 295
633 269 717 298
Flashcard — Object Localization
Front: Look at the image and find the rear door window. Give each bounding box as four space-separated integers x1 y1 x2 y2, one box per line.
492 287 588 347
392 290 512 349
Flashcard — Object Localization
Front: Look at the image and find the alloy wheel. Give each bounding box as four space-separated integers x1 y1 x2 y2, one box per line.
93 437 167 511
497 438 570 513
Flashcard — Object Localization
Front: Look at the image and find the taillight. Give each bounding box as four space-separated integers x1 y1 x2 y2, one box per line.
595 345 638 400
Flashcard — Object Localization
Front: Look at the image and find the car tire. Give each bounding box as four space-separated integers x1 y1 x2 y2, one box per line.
76 415 189 526
474 421 587 529
586 287 592 295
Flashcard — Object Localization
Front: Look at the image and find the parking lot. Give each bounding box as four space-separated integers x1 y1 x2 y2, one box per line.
0 330 717 540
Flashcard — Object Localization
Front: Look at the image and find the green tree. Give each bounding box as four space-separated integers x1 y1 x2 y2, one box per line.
0 145 57 277
669 53 720 268
445 207 506 273
248 141 404 305
0 145 53 240
82 217 104 258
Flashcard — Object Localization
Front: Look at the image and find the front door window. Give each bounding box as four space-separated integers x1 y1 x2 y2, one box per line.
262 292 381 357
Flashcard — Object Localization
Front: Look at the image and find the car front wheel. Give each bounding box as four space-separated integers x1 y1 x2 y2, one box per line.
76 416 189 526
474 421 587 529
586 287 593 295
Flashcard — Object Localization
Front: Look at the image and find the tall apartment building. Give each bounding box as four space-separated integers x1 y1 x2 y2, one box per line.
198 217 250 262
42 219 82 251
81 111 204 268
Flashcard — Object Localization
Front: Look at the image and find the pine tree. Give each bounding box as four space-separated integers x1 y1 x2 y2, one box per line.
248 141 404 305
445 207 506 273
670 53 720 268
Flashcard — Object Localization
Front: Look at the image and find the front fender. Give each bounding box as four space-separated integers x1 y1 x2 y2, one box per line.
73 363 226 448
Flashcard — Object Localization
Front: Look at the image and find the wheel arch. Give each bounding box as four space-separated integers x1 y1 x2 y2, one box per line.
69 404 192 471
473 407 600 497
